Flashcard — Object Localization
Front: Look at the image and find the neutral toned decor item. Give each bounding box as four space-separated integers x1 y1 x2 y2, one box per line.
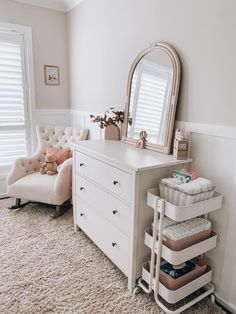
122 42 181 154
72 140 192 293
0 198 224 314
105 124 120 140
44 65 60 85
39 154 58 175
90 107 130 141
173 128 189 160
136 130 147 149
7 125 88 217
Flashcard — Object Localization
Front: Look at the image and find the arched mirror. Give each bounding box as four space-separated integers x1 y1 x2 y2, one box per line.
122 42 181 154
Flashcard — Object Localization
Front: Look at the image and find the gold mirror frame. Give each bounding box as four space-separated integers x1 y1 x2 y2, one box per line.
122 42 181 154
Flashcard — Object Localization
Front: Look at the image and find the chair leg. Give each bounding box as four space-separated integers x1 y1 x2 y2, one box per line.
9 198 30 210
51 201 71 219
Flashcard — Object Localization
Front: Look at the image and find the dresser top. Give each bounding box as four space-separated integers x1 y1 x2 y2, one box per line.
72 140 191 171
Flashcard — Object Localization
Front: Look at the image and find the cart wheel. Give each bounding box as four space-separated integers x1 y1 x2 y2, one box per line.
132 286 141 296
210 294 215 303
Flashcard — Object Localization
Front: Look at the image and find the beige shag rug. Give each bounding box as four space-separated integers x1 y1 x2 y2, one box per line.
0 198 225 314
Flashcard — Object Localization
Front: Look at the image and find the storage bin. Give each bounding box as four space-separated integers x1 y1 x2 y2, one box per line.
145 227 218 265
163 228 211 251
142 261 213 304
147 188 223 221
152 217 212 251
159 258 207 290
159 182 215 206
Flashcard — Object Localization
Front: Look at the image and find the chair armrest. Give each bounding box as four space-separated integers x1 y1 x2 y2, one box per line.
7 154 45 185
54 158 72 195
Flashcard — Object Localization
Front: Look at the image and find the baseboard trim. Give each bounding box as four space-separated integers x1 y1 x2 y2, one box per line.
215 294 236 314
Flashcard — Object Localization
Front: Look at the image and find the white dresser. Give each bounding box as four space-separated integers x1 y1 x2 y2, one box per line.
72 140 190 292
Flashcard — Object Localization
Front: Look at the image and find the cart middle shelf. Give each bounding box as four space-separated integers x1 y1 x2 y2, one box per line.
145 227 218 265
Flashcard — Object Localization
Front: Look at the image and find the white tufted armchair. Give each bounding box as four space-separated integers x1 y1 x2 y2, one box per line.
7 125 88 217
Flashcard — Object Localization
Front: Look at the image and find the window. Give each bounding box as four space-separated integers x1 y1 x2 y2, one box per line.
0 24 34 171
128 60 173 145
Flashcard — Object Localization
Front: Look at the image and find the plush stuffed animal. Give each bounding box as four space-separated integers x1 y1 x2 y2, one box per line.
40 154 58 175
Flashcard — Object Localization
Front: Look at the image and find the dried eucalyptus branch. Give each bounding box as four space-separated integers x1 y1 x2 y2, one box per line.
90 107 127 129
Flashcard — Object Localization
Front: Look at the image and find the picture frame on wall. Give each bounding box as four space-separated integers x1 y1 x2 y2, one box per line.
44 65 60 85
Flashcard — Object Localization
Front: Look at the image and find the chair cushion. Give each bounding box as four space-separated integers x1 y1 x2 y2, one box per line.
7 173 70 205
47 147 70 165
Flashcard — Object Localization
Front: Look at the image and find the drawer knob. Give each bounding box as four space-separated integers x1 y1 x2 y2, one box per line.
113 180 119 186
80 213 84 217
112 242 117 247
80 187 84 191
80 163 84 167
112 210 118 215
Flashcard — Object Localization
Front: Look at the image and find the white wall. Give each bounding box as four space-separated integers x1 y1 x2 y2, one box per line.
67 0 236 310
0 0 69 110
68 0 236 128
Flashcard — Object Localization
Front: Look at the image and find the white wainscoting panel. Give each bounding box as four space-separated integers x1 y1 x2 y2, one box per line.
177 122 236 313
70 109 102 139
35 109 70 126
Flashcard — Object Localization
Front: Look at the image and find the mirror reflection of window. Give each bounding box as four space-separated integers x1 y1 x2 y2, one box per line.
128 53 173 146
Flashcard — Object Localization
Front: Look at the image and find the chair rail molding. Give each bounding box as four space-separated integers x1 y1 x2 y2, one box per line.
176 120 236 140
35 109 70 126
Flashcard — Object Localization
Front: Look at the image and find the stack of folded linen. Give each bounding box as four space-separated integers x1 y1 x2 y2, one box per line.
159 171 215 206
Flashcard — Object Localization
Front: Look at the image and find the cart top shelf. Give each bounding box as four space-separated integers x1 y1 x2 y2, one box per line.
147 188 223 221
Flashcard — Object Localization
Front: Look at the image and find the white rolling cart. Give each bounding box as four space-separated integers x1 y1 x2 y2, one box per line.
137 187 223 314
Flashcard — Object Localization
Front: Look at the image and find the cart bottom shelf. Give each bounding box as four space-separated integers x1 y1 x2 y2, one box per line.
142 261 213 304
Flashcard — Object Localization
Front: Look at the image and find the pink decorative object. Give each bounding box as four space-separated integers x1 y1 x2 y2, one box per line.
47 147 70 165
136 131 147 149
180 168 198 180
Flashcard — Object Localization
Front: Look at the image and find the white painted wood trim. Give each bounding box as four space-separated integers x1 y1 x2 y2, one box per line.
63 0 84 11
176 120 236 140
215 293 236 313
35 109 70 125
69 109 236 141
13 0 84 12
0 22 36 154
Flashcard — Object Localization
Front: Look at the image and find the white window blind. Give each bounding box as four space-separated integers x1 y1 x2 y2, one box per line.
0 31 30 166
129 60 172 144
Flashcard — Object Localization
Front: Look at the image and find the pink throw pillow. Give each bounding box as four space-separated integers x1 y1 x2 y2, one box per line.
47 147 70 165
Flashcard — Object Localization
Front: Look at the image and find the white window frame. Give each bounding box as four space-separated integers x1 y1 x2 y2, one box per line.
0 22 36 174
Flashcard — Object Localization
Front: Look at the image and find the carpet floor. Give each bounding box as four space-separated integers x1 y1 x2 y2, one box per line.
0 198 225 314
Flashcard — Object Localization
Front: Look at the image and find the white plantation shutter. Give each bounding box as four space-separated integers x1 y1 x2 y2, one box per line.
0 30 30 166
129 60 172 144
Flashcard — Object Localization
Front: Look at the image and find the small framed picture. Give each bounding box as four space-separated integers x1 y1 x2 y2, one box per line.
44 65 60 85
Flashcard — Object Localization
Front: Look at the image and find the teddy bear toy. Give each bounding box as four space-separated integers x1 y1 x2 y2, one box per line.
40 154 58 175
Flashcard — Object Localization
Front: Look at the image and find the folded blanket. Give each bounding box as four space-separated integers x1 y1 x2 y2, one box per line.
160 177 213 195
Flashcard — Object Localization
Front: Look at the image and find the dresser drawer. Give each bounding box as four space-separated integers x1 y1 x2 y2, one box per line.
75 151 131 202
75 174 130 235
76 198 129 275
